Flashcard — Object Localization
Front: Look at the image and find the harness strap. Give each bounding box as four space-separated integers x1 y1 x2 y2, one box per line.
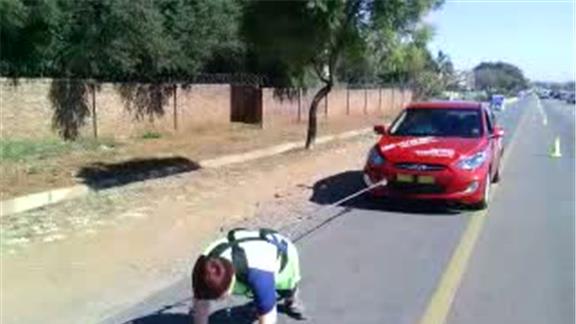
207 228 289 285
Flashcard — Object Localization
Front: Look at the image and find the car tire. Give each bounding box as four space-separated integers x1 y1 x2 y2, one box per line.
492 149 504 183
471 173 491 210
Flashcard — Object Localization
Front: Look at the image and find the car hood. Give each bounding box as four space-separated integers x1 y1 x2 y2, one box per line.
377 136 486 165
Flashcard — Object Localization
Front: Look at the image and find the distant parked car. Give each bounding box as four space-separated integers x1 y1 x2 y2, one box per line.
567 93 576 104
551 91 563 100
364 101 504 209
559 91 571 101
537 90 551 99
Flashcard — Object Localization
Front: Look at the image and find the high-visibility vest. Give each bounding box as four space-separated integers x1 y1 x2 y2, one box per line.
206 228 289 286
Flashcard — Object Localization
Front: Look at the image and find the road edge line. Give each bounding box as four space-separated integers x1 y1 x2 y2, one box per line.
418 95 533 324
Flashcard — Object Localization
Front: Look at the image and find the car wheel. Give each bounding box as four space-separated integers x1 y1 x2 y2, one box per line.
471 173 491 210
492 149 504 183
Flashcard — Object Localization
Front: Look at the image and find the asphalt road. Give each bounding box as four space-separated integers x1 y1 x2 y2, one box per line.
104 95 574 324
447 97 575 324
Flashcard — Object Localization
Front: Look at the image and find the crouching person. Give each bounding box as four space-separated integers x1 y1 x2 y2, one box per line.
192 228 305 324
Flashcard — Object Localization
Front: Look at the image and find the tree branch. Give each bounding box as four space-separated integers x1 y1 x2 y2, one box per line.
311 58 330 84
326 0 362 83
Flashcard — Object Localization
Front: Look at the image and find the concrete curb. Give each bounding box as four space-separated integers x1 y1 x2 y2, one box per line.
0 128 372 217
0 186 91 216
199 142 301 169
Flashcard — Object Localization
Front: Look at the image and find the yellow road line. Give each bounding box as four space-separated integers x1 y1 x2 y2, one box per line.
418 96 533 324
419 209 488 324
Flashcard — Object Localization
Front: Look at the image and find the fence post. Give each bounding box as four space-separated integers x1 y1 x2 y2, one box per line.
258 86 264 129
346 87 350 115
173 84 178 131
297 88 302 123
324 91 328 119
392 88 396 114
378 87 382 114
364 88 368 114
91 83 98 139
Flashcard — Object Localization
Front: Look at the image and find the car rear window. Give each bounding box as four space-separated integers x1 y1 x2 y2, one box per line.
389 108 483 138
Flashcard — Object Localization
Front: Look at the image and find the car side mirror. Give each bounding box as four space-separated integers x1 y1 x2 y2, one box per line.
374 125 387 135
493 127 505 138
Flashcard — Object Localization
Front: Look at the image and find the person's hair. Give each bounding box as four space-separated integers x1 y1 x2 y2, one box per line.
192 255 235 300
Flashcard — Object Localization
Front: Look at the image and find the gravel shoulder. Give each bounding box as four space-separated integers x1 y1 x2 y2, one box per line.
1 132 376 324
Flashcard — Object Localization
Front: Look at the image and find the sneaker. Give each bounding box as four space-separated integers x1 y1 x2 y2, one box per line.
283 298 307 320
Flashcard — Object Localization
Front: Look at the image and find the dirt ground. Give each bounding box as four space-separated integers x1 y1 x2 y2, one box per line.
0 116 381 199
0 129 379 324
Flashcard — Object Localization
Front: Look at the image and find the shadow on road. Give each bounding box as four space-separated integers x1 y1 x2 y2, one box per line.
124 313 189 324
76 157 201 190
124 302 299 324
310 170 461 215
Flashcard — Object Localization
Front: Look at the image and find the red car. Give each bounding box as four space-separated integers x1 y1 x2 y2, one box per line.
364 101 504 209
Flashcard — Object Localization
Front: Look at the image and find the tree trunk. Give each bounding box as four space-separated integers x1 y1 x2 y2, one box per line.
173 84 178 131
305 82 332 149
91 83 98 139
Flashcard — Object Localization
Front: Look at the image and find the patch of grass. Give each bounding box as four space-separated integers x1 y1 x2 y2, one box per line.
141 131 162 140
0 139 68 161
0 137 118 162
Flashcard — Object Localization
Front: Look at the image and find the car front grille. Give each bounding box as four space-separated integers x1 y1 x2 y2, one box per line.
394 163 446 172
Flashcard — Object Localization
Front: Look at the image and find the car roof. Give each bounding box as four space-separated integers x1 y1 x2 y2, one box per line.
406 101 483 110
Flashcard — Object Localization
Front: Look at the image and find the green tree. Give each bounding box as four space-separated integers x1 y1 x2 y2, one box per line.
2 0 453 141
377 26 453 100
473 62 527 94
156 0 245 77
1 0 245 80
54 0 178 80
435 50 455 90
242 0 443 148
0 0 60 76
4 0 247 140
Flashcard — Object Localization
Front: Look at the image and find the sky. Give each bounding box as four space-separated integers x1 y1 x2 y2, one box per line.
426 0 576 82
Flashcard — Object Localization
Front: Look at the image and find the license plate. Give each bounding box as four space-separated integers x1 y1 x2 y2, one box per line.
396 174 413 183
417 175 435 184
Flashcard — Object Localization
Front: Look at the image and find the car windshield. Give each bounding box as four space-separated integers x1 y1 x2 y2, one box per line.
389 108 483 138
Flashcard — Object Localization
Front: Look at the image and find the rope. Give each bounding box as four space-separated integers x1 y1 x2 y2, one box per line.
279 179 388 242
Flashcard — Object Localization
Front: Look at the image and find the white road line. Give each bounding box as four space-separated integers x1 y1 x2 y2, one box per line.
535 97 548 126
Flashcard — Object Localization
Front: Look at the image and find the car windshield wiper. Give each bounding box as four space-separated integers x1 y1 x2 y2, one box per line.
392 132 436 137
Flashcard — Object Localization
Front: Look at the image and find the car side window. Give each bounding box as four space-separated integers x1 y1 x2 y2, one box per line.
484 109 494 134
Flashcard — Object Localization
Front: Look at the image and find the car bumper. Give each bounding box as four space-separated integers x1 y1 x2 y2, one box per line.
364 164 488 205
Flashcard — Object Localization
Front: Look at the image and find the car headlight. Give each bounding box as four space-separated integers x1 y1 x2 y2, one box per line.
457 149 488 170
367 146 385 166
